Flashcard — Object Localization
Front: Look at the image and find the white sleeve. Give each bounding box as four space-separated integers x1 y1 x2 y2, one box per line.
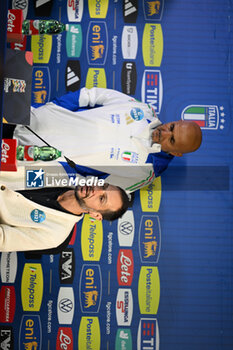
78 87 133 107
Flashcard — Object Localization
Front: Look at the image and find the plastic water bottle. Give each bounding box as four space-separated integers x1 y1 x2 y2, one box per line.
22 19 68 35
17 145 62 161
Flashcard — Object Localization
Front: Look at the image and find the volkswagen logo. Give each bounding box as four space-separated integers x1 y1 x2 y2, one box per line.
59 298 73 313
119 221 133 235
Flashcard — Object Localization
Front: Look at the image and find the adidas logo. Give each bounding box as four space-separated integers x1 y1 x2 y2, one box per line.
35 0 52 7
66 67 80 86
66 61 81 92
34 0 53 16
124 0 137 16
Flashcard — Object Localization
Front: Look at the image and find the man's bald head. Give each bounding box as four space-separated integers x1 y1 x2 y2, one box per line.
152 120 202 157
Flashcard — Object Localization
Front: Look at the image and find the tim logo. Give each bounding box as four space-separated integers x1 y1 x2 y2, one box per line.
87 22 108 65
26 169 44 188
141 70 163 114
143 0 163 20
79 265 102 313
137 318 159 350
181 104 225 130
32 67 50 107
139 215 161 263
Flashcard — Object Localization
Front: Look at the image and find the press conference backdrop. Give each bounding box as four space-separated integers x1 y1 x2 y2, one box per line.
0 1 233 349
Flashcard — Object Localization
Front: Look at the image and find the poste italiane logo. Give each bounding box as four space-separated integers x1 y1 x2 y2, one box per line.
79 265 102 313
141 70 163 114
85 68 107 88
140 177 161 212
31 67 51 107
78 317 100 350
139 215 161 263
21 264 43 311
142 24 163 66
81 215 103 261
88 0 109 18
138 266 160 314
31 35 52 64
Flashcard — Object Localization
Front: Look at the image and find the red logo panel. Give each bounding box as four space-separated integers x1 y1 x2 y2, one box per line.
117 249 134 286
0 286 16 323
56 327 73 350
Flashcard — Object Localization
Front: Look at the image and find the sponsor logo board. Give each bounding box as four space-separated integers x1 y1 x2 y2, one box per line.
31 35 52 64
138 267 160 314
59 248 75 284
116 289 133 326
117 210 135 247
67 0 84 22
21 264 43 311
66 24 82 58
141 70 162 114
0 287 16 323
139 215 161 263
121 62 137 95
85 68 107 88
31 66 51 107
121 26 138 59
0 252 17 283
123 0 138 23
117 249 134 286
10 36 27 51
142 24 163 66
19 315 42 350
88 0 109 18
57 287 75 324
81 215 103 261
0 326 14 350
33 0 53 17
56 327 73 350
87 22 108 65
66 60 81 92
78 317 100 350
79 265 102 313
12 0 29 19
115 328 132 350
137 318 159 350
143 0 163 20
140 177 161 212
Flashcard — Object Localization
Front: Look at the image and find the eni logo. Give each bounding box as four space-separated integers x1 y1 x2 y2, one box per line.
87 22 108 65
147 1 161 15
79 265 102 313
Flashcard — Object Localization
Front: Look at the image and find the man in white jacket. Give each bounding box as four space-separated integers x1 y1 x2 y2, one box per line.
8 87 202 192
0 183 129 252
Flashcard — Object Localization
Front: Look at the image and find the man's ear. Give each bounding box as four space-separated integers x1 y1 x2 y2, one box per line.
170 151 183 157
88 211 103 221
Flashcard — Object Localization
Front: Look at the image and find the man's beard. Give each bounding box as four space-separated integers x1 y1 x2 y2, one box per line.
74 187 90 211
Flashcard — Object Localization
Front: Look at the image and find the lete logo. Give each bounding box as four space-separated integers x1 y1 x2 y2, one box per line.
117 250 134 286
56 327 73 350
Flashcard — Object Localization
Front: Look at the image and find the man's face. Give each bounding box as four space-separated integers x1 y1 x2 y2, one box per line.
75 183 123 215
152 120 201 156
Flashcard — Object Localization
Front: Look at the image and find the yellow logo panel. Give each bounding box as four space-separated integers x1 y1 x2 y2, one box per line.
81 214 103 261
138 266 160 314
142 24 163 66
140 177 161 212
78 317 101 350
31 35 52 63
88 0 109 18
85 68 107 88
21 263 43 311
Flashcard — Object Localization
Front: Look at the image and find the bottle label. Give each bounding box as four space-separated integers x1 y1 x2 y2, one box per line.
29 20 40 35
24 145 34 161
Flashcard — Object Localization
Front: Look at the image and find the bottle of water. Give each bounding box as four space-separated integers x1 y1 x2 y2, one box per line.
17 145 62 161
22 19 68 35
